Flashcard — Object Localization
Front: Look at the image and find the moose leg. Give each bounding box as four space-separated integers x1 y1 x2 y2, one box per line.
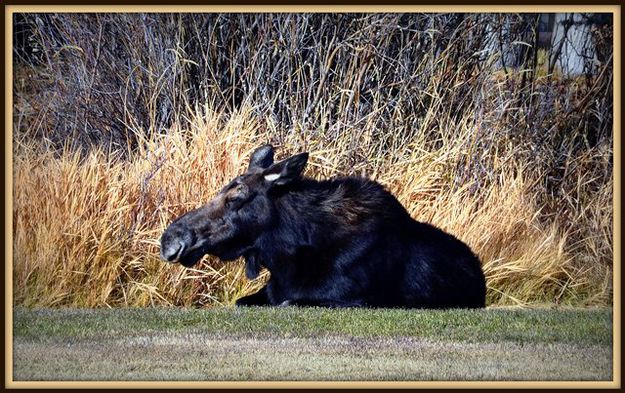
235 286 270 306
280 298 365 308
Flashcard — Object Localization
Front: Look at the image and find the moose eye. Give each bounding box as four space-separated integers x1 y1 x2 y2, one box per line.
224 183 251 210
235 184 248 196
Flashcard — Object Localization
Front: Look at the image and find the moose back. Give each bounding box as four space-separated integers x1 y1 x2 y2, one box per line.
160 145 486 308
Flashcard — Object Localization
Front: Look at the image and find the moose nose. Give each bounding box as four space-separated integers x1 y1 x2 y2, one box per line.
160 223 198 263
160 239 186 262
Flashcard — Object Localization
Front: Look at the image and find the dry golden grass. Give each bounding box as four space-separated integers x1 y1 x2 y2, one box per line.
12 100 613 308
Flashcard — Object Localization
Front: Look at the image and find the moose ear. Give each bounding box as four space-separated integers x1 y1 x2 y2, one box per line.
263 152 309 186
248 144 275 171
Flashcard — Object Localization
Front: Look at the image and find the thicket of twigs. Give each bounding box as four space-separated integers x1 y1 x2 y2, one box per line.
13 13 613 307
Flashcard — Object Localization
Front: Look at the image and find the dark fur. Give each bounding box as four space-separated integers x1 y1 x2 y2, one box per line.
160 145 486 308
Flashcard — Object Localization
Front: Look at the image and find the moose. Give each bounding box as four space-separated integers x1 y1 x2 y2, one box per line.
160 145 486 308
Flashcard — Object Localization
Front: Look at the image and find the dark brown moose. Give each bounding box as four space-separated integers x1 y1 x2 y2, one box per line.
160 145 486 308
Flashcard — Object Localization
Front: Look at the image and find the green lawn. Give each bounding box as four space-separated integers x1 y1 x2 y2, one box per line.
12 307 613 382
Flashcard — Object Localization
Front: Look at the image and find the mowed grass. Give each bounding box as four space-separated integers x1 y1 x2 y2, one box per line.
12 307 613 381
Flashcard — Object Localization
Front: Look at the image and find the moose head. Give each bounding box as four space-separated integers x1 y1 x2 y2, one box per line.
159 145 308 269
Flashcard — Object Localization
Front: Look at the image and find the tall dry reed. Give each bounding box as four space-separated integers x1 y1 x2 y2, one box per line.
13 103 612 307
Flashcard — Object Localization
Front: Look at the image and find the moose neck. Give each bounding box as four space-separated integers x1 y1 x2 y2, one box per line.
272 180 334 243
257 177 395 265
